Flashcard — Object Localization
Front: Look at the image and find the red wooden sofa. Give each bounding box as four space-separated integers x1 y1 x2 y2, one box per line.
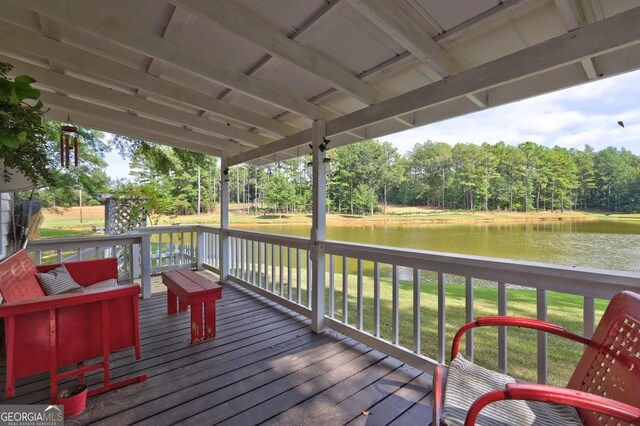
0 250 147 403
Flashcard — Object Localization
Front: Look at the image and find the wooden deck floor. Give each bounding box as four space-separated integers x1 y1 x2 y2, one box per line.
2 277 433 425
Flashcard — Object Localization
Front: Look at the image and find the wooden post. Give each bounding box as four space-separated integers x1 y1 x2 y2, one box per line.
220 156 230 283
140 234 151 298
311 120 326 333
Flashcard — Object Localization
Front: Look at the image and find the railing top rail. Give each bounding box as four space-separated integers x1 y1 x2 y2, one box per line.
27 234 147 252
130 225 200 233
322 240 640 299
226 228 310 249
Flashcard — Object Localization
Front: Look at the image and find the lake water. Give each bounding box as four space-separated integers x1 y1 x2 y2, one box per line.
237 220 640 272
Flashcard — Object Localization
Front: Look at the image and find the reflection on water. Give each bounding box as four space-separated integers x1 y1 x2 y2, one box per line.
237 220 640 272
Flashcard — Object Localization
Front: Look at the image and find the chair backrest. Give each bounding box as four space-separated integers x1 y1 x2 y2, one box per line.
0 250 45 302
568 291 640 425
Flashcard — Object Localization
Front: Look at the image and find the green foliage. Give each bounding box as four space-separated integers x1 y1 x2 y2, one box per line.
0 62 54 185
352 183 377 216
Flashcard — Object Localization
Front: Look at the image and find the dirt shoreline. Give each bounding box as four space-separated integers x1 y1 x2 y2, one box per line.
42 205 606 229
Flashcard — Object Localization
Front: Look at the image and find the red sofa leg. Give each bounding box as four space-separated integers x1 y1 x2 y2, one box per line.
5 317 15 399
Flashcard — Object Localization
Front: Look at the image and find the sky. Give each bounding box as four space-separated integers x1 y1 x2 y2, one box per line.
105 69 640 179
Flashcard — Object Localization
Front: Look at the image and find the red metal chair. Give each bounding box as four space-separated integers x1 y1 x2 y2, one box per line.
433 291 640 425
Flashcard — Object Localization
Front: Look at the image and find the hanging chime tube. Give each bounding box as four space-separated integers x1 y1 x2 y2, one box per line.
73 135 78 167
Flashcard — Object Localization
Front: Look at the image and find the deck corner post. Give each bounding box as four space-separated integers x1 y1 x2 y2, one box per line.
311 120 327 333
140 233 151 299
196 228 204 270
220 156 230 284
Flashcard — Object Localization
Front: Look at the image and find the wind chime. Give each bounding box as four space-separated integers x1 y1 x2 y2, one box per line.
60 116 78 168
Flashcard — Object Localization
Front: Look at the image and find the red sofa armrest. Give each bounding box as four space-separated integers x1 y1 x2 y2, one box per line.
36 257 118 286
464 383 640 426
0 284 140 318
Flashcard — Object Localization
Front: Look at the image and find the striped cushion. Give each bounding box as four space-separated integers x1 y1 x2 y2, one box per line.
441 354 582 426
86 278 118 289
35 265 82 295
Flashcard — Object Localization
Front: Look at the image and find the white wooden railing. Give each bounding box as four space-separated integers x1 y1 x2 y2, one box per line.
215 228 640 384
26 234 152 298
26 226 640 384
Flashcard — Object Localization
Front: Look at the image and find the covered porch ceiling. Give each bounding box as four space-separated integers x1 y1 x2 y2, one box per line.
1 0 640 166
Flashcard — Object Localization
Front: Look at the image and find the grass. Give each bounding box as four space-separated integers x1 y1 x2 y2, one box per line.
238 259 606 386
38 205 618 384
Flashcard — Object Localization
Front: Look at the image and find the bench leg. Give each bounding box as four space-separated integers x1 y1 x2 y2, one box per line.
5 317 15 399
179 299 189 313
205 301 216 339
167 290 177 315
191 303 203 343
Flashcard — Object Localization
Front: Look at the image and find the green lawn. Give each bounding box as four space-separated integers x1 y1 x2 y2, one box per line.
246 261 605 387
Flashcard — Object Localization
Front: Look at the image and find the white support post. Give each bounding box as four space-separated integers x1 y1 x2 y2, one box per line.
219 156 230 283
311 120 327 333
196 228 204 270
140 234 151 299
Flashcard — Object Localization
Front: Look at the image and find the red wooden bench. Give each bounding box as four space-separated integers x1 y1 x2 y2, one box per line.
0 250 147 402
162 270 222 343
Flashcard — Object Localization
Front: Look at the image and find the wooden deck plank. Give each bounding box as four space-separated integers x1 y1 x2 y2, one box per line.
0 280 433 425
266 360 421 425
346 373 434 426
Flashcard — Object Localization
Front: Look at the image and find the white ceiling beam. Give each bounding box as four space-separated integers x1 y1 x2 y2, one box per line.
3 56 269 148
433 0 544 47
37 15 65 74
137 7 193 98
348 0 486 108
554 0 600 80
229 5 640 165
0 22 299 137
47 110 222 157
170 0 382 105
348 0 456 77
10 0 327 120
40 91 247 154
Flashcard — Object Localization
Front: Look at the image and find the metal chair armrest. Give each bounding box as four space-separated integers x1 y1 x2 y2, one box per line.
451 316 590 360
464 382 640 426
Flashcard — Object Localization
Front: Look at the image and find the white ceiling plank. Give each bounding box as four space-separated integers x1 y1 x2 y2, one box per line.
348 0 457 77
229 5 640 165
434 0 544 47
39 91 246 154
47 110 222 157
348 0 486 108
293 1 350 45
0 22 299 137
37 15 65 74
137 7 192 97
11 0 326 120
3 56 270 148
170 0 382 105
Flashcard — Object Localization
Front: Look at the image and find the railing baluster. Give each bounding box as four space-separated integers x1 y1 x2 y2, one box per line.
35 251 42 265
357 259 363 330
374 261 380 337
329 255 335 317
537 288 548 384
180 231 185 265
169 232 174 267
271 244 276 293
342 256 349 324
264 243 270 289
279 245 284 297
583 296 595 338
498 282 508 374
297 248 302 304
465 276 474 361
287 247 292 300
392 265 400 344
413 268 421 354
57 250 62 263
241 238 247 280
258 242 263 288
307 253 312 308
437 272 446 364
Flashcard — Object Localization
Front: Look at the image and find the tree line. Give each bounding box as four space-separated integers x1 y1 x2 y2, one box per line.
24 122 640 216
233 139 640 215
